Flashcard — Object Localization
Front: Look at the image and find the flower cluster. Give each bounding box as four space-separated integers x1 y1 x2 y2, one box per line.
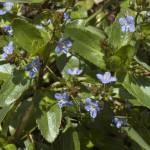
54 92 73 108
55 93 100 118
113 117 127 128
54 71 117 118
64 12 71 21
1 41 14 59
96 72 117 84
119 16 135 33
84 98 100 118
25 58 41 78
55 38 72 54
0 2 14 15
67 67 82 76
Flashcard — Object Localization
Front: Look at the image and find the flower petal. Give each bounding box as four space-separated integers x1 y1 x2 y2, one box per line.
0 10 6 15
1 53 8 59
54 93 63 100
129 24 135 32
55 46 62 53
110 76 117 82
29 70 36 78
126 16 134 24
121 25 127 32
3 2 14 11
67 68 73 75
85 105 91 112
119 17 127 25
85 98 92 104
90 109 97 118
62 92 69 100
96 73 103 81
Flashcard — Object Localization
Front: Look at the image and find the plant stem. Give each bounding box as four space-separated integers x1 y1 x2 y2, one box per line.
85 8 103 24
46 65 60 81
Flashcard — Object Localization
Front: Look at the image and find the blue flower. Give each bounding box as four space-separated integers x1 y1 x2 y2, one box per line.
0 2 14 15
25 58 41 78
84 98 100 118
3 2 14 11
3 25 13 35
96 72 117 84
0 10 6 15
55 38 72 54
54 92 73 108
147 11 150 17
67 67 82 76
64 12 71 21
36 24 44 29
113 117 127 128
119 16 135 32
1 41 14 59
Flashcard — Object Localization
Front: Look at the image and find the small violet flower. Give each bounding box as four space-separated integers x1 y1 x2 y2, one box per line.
54 92 73 108
84 98 100 119
1 41 14 59
67 67 82 76
3 25 13 35
36 24 44 29
113 117 127 128
0 10 6 15
3 2 14 11
96 72 117 84
55 38 72 54
0 2 14 16
119 16 135 32
64 12 71 21
25 58 41 78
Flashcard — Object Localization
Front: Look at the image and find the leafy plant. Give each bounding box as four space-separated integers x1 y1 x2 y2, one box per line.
0 0 150 149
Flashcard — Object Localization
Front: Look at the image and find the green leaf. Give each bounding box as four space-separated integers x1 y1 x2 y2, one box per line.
141 24 150 35
124 127 150 150
109 45 135 71
4 144 17 150
134 56 150 71
37 105 62 143
77 0 94 10
70 6 88 19
108 56 122 71
0 64 30 106
65 26 106 69
115 45 135 60
24 139 35 150
61 129 80 150
1 0 45 3
51 128 80 150
35 91 62 143
10 99 35 138
0 105 13 125
12 19 50 55
123 74 150 109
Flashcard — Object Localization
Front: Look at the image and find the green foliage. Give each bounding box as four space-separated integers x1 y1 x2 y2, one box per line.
124 127 150 150
35 91 62 143
65 26 106 69
123 74 150 109
12 19 50 56
0 0 150 149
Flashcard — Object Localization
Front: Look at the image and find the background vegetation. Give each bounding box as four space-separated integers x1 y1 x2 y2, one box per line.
0 0 150 149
